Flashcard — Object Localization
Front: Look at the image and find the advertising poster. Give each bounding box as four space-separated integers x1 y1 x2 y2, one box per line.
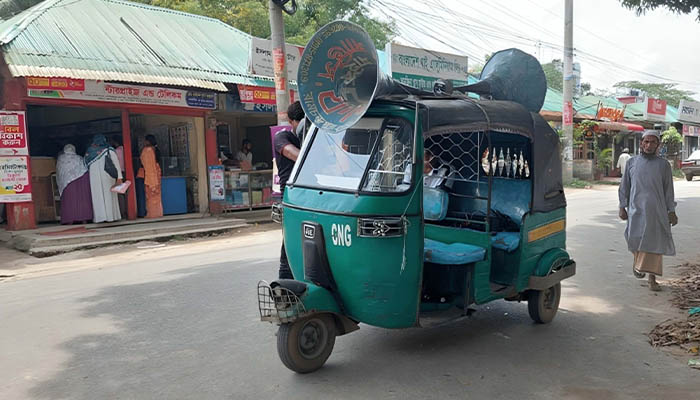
0 156 32 202
386 42 469 91
0 111 28 156
208 165 225 201
249 37 305 79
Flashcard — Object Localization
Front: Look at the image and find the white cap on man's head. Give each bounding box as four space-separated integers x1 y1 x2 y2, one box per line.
642 130 660 139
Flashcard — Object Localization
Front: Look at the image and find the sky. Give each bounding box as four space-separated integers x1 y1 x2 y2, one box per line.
367 0 700 100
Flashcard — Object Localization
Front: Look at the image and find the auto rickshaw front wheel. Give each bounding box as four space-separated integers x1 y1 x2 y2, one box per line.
277 314 336 373
527 283 561 324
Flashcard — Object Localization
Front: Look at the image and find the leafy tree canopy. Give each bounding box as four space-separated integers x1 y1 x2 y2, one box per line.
542 60 563 92
619 0 700 20
134 0 396 48
613 80 695 107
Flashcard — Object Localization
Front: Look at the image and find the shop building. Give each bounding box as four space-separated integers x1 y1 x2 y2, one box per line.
0 0 296 230
679 100 700 159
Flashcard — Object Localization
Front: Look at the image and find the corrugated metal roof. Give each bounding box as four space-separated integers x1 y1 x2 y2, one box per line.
0 0 278 91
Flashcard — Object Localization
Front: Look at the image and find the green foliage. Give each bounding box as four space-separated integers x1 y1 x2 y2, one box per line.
580 82 592 95
597 148 613 171
542 60 563 92
565 178 591 188
662 126 683 155
613 80 696 108
134 0 396 48
619 0 700 20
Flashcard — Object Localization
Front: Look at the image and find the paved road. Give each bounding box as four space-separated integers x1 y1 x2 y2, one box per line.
1 181 699 400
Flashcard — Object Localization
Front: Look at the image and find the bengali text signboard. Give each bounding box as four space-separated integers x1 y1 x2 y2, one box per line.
386 42 468 91
27 79 217 109
0 156 31 202
0 111 28 156
249 37 305 80
679 99 700 125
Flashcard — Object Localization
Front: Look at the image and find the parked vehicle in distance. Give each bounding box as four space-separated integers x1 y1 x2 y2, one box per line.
681 150 700 181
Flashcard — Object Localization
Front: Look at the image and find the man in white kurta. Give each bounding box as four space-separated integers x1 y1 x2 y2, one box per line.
618 131 677 291
88 147 123 223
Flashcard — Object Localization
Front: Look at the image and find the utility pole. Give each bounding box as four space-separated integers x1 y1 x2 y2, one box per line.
562 0 574 183
269 0 291 126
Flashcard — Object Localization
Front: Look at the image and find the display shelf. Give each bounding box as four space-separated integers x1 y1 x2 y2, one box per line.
221 169 273 211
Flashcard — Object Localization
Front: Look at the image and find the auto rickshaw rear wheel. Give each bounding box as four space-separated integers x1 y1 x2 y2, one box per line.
277 314 336 373
527 283 561 324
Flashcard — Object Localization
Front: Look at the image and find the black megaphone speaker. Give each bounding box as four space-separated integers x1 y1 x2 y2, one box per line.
456 48 547 112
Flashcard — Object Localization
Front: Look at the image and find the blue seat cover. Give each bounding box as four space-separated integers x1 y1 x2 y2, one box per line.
424 239 486 265
491 232 520 252
423 187 449 221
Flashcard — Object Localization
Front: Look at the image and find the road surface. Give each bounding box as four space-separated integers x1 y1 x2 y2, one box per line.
1 181 699 399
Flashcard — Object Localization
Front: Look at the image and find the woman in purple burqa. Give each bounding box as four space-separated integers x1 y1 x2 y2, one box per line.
56 144 93 224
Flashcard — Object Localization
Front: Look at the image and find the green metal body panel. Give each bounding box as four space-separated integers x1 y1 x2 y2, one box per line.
283 104 423 329
515 208 567 291
280 101 573 329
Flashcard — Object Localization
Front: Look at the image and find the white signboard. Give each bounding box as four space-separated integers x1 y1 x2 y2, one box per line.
0 156 31 202
679 99 700 125
249 37 305 80
28 80 217 109
208 165 225 201
386 42 468 91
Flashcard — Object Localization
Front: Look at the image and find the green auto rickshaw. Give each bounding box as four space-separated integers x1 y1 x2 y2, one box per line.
258 21 576 373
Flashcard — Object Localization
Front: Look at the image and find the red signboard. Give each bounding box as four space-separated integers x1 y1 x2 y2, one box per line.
238 85 296 105
0 111 28 156
596 107 625 122
646 97 667 121
26 77 85 91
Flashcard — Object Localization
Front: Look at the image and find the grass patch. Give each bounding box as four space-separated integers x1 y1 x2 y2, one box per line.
672 168 685 179
593 180 619 186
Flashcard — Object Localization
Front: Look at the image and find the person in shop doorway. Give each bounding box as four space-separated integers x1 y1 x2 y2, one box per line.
137 134 163 219
56 144 93 224
85 134 123 223
111 135 127 218
617 147 631 176
618 131 678 291
273 101 305 280
237 139 253 170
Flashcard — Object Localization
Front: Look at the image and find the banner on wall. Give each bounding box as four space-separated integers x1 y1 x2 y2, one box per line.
27 78 217 109
0 156 32 202
0 111 28 156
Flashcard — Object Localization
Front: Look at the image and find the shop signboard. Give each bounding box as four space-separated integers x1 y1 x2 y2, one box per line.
0 156 31 202
229 87 297 113
0 111 28 156
27 79 217 109
249 37 305 80
596 107 625 122
644 97 667 122
679 99 700 124
208 165 225 201
683 124 700 137
26 77 85 91
385 42 468 91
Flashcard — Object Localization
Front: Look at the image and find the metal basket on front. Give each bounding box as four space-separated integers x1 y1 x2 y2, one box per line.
257 280 306 323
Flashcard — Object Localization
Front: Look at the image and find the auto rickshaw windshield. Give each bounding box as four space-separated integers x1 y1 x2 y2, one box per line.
294 116 414 193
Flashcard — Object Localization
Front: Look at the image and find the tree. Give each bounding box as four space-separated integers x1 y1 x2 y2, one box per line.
619 0 700 20
613 80 695 107
134 0 396 48
661 126 682 156
580 82 592 96
541 59 563 92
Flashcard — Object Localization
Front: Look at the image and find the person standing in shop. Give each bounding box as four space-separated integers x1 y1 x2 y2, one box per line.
138 134 163 219
56 144 93 224
237 139 253 170
111 135 127 218
273 101 305 280
85 134 122 223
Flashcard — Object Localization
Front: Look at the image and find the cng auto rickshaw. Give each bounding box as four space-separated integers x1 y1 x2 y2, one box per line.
257 21 576 373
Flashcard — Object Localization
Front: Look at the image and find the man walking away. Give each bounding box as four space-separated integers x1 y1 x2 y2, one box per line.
273 101 305 279
618 131 678 291
617 147 631 176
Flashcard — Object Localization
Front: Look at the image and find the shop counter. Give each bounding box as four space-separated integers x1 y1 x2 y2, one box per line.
221 169 273 211
161 176 187 215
